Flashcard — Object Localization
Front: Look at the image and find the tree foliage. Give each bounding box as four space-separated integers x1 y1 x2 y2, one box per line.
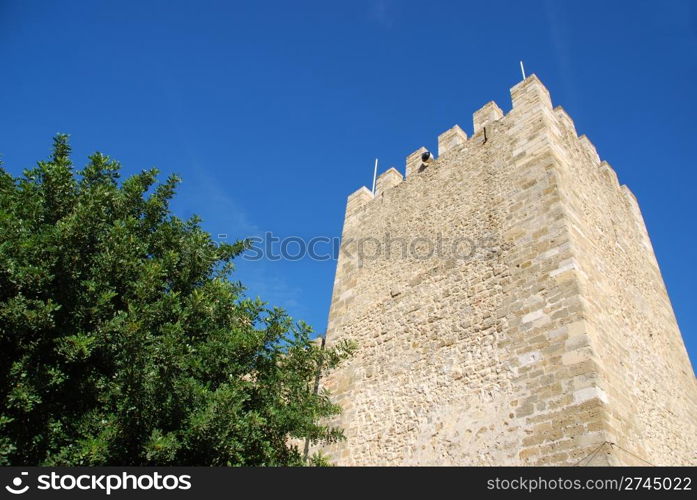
0 135 353 465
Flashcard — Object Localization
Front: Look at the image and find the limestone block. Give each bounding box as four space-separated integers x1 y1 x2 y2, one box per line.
473 101 503 135
375 167 403 196
438 125 467 156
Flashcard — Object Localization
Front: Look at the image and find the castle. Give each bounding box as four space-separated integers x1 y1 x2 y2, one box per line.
320 75 697 465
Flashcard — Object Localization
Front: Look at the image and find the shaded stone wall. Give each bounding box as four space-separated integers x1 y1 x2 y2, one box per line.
551 105 697 465
320 75 696 465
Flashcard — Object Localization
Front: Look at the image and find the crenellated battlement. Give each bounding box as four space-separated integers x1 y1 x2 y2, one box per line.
579 135 600 165
438 125 467 157
554 106 577 136
599 161 619 188
510 74 553 112
345 186 373 216
473 101 504 135
344 74 623 215
375 167 402 196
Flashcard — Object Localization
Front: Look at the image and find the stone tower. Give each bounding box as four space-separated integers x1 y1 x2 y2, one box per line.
321 75 697 465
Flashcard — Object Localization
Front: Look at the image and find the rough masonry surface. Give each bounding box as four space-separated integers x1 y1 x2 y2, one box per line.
320 75 697 466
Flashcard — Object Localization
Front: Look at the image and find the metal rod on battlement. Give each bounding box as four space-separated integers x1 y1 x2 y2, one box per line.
520 60 526 80
372 158 378 194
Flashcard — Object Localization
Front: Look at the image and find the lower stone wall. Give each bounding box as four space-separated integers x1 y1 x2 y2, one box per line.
554 121 697 466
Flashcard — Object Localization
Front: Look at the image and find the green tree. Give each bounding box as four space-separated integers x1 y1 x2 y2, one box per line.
0 135 353 466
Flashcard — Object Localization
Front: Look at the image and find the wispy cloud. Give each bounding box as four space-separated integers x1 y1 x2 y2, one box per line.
155 52 309 326
173 169 306 319
544 0 577 108
176 169 262 239
369 0 395 28
240 269 303 312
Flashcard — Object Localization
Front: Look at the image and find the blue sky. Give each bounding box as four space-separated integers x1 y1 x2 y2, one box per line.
1 0 696 368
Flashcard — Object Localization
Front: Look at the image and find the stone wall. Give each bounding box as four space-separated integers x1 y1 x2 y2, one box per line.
320 75 696 465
